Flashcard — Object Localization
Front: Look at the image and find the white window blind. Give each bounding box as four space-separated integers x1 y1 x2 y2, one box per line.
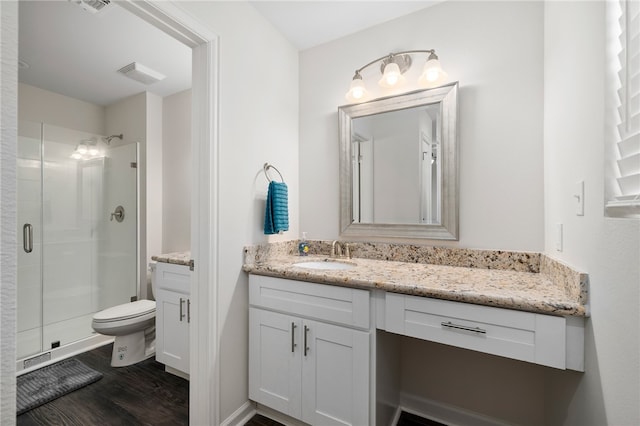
607 0 640 214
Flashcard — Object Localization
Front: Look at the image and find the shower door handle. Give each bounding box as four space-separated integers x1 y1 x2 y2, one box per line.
23 224 33 253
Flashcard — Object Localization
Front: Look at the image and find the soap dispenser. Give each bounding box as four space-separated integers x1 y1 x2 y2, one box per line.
298 232 310 256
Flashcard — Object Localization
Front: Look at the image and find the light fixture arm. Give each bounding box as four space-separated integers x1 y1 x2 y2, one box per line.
351 49 436 77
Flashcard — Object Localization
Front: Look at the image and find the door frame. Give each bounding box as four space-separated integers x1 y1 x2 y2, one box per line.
0 2 220 423
100 2 221 425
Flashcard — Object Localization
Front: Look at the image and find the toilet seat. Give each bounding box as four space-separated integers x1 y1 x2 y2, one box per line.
93 300 156 323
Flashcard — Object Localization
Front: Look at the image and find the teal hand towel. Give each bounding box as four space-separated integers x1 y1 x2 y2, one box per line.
264 181 289 235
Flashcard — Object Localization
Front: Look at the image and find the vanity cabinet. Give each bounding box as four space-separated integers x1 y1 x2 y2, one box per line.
249 275 370 426
154 262 190 375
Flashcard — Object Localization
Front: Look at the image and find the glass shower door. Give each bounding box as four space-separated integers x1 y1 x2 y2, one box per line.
17 121 139 361
17 121 43 359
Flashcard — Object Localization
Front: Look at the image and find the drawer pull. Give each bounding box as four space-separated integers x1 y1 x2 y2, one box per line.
304 325 309 357
179 298 185 321
291 322 297 353
441 321 486 334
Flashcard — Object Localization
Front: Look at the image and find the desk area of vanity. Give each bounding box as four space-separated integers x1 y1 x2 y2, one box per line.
243 240 588 426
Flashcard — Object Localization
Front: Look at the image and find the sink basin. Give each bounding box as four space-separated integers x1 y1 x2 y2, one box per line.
294 260 355 271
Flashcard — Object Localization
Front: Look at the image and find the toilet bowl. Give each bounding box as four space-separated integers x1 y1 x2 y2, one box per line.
92 299 156 367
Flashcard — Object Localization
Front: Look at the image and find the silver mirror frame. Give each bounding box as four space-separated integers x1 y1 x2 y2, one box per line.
338 82 459 240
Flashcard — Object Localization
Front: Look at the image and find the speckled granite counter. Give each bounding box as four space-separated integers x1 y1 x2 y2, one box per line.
151 251 191 266
243 241 588 317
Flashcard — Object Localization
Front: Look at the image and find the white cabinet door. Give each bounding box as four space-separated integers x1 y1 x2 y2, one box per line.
155 288 190 373
302 319 370 426
249 308 302 419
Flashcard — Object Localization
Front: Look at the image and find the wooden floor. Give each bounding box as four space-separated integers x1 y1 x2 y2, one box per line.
16 344 443 426
17 343 189 425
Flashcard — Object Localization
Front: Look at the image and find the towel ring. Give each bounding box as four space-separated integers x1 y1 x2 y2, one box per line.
263 163 284 183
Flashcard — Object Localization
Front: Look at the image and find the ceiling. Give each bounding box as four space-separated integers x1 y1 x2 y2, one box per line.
249 1 440 50
18 1 438 107
18 1 192 106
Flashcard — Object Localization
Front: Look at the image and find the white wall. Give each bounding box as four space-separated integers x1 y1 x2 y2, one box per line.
18 83 105 135
543 2 640 425
177 2 299 420
299 1 545 251
146 92 163 282
299 2 551 425
162 89 191 253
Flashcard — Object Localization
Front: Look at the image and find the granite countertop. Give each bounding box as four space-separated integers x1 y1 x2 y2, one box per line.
243 241 589 317
151 251 191 266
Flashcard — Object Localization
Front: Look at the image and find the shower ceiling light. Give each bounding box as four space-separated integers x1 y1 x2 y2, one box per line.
76 143 88 154
345 49 448 103
71 139 104 161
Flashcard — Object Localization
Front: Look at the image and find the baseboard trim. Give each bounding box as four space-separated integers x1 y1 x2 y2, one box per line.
221 400 256 426
164 365 189 381
390 406 403 426
255 404 308 426
399 392 512 426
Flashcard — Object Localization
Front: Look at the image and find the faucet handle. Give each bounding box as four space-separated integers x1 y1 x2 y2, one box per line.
331 240 340 257
344 243 351 259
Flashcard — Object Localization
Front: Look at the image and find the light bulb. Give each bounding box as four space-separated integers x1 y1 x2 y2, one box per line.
345 75 368 103
88 147 99 156
71 152 82 160
418 57 447 87
378 62 405 88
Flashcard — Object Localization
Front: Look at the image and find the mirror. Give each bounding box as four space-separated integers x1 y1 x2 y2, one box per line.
338 82 458 240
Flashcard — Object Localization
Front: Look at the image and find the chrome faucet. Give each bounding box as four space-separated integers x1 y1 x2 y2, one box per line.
331 240 351 259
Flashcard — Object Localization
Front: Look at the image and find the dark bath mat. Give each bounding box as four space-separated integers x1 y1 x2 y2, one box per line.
17 357 103 415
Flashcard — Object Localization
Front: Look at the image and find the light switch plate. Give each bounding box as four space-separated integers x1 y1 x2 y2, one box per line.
575 180 584 216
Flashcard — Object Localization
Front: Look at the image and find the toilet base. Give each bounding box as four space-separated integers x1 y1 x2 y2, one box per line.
110 331 155 367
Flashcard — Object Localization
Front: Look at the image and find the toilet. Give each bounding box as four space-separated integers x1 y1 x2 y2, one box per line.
91 299 156 367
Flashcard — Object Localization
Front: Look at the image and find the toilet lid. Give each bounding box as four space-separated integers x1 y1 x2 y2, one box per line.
93 300 156 322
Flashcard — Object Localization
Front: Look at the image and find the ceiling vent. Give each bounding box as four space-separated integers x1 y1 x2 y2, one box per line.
69 0 111 14
117 62 166 85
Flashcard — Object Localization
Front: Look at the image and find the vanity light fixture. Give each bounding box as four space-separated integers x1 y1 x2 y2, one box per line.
345 49 447 102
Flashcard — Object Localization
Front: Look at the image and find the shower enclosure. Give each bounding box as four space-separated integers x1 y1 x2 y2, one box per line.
17 121 139 369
